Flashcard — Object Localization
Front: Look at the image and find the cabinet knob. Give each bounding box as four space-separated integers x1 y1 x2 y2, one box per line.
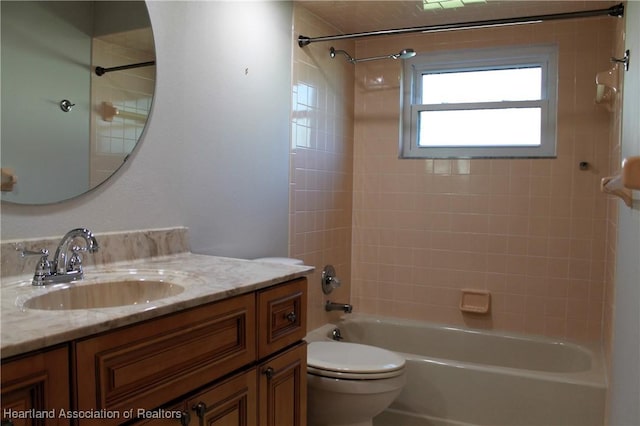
179 411 191 426
286 311 297 323
263 367 275 379
193 402 207 418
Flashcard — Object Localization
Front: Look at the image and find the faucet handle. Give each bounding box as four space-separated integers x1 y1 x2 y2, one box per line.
18 247 50 268
18 247 52 280
18 247 48 258
327 275 341 288
67 246 84 273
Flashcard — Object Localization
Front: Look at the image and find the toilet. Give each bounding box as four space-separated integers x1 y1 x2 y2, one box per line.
253 257 404 425
307 341 406 426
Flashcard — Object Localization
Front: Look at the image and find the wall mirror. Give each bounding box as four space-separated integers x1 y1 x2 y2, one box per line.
1 0 156 205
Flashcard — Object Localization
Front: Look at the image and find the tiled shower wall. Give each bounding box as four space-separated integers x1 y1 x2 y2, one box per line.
291 5 355 330
351 17 618 342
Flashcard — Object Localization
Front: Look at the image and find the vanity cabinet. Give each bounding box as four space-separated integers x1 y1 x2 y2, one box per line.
75 278 308 426
1 346 69 426
137 342 307 426
75 292 257 419
134 279 308 426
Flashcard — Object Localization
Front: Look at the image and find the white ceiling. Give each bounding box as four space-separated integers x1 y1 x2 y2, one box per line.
295 0 621 35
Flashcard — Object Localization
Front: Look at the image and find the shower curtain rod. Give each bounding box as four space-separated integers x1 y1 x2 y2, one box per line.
298 3 624 47
95 61 156 76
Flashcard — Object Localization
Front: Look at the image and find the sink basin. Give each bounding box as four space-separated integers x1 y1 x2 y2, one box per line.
24 279 185 310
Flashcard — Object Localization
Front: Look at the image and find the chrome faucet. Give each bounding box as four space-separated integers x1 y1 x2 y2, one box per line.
331 327 344 341
22 228 99 286
325 301 353 313
53 228 99 275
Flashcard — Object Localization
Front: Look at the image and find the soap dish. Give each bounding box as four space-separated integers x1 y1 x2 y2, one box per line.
459 289 491 314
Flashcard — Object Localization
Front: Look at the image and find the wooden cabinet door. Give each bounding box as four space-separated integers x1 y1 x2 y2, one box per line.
258 342 307 426
1 346 69 426
186 369 257 426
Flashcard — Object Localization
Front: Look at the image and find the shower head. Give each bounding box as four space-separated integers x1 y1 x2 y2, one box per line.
393 48 417 60
329 47 356 64
329 47 417 64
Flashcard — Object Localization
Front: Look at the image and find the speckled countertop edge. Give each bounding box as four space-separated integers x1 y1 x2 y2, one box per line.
1 253 313 359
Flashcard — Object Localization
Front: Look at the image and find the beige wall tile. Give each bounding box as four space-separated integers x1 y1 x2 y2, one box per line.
294 6 620 351
291 5 355 330
351 17 617 343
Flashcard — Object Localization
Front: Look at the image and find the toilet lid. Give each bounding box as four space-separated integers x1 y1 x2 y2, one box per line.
307 341 405 379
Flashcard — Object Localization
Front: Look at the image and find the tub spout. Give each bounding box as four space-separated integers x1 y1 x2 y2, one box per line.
325 301 353 313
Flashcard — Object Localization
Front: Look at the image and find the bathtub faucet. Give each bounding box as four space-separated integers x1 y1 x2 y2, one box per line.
325 301 353 313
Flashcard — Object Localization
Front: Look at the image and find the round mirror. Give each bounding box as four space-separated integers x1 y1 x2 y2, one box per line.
1 0 156 205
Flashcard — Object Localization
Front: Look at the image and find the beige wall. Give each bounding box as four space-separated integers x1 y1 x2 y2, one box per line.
351 17 618 342
3 2 293 261
291 5 355 330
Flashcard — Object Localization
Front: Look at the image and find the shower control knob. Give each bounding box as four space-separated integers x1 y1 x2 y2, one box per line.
321 265 341 295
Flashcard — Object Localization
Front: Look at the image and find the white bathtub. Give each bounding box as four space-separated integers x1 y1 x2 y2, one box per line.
307 315 606 426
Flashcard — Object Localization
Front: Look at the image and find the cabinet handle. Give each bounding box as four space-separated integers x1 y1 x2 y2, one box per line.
286 311 297 323
263 366 275 379
193 402 207 419
179 411 191 426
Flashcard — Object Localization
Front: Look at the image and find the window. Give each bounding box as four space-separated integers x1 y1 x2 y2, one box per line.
400 45 558 159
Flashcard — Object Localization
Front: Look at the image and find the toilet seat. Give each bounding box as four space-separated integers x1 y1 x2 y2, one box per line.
307 341 405 380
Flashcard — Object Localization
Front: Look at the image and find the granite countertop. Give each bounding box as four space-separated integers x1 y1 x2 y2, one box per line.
1 253 313 359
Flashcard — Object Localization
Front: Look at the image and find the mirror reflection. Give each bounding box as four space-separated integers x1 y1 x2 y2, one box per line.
1 1 156 205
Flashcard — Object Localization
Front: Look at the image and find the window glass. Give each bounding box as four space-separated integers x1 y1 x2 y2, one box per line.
418 108 541 147
421 67 542 103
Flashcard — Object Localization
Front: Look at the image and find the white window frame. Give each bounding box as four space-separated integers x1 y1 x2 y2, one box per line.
400 44 558 159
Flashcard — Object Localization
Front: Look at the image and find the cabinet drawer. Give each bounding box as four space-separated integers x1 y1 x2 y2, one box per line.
257 278 307 358
186 368 257 426
75 293 256 421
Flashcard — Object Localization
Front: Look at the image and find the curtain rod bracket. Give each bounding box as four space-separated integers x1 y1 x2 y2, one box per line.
298 37 311 47
297 3 624 47
608 3 625 17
